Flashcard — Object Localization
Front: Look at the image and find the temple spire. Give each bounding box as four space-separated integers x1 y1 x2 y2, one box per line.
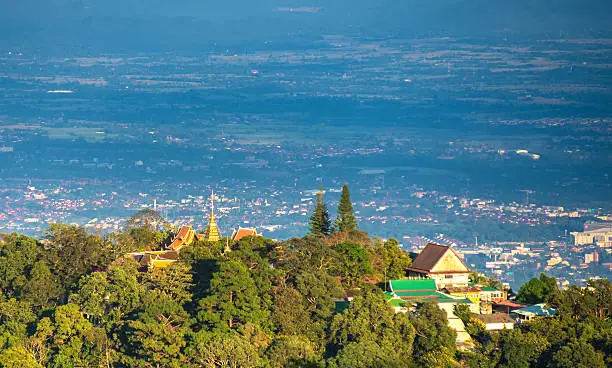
203 189 221 241
210 189 215 221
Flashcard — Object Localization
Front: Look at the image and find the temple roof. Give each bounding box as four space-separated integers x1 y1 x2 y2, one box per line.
388 279 472 303
231 227 261 242
176 225 190 239
129 250 178 269
167 225 195 251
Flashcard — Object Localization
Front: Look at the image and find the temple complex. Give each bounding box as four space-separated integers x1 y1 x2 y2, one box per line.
128 190 241 269
127 190 266 269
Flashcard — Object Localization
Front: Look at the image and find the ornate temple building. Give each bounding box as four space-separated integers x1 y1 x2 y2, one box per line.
168 225 195 251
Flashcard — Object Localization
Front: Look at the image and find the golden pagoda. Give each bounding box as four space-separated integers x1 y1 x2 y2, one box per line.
202 190 221 241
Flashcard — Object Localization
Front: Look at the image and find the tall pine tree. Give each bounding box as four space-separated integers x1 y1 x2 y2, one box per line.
335 183 358 232
309 189 331 237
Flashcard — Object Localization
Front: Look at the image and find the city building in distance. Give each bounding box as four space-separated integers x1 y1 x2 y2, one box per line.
571 222 612 247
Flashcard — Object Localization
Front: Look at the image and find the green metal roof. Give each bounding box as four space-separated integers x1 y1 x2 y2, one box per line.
397 290 473 304
389 279 437 292
337 286 473 315
394 291 441 298
334 301 350 314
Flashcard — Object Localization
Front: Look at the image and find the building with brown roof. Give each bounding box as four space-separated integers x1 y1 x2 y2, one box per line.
407 243 471 289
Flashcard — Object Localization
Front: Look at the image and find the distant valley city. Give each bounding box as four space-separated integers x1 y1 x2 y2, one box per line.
0 1 610 367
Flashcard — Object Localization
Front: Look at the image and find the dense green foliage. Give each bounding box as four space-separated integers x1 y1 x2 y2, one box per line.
461 275 611 368
0 220 419 367
515 273 558 304
0 219 609 367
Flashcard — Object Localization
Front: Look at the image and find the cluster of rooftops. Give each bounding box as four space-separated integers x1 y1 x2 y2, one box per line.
128 191 261 269
339 243 558 346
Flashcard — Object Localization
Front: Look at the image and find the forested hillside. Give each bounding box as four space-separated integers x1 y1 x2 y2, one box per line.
0 217 609 367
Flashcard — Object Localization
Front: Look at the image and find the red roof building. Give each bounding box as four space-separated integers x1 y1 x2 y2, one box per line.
231 227 262 242
167 225 195 251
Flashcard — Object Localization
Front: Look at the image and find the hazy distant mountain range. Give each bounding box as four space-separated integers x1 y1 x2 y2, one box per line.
1 0 610 54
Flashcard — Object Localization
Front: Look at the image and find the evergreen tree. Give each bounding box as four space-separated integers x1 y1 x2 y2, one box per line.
36 303 108 367
309 189 331 237
271 286 312 337
197 260 267 331
334 183 358 232
20 261 59 309
370 238 412 281
329 286 415 368
410 302 457 366
550 339 606 368
331 242 373 287
295 269 345 346
141 262 193 304
266 335 318 368
188 330 263 368
125 299 189 367
0 298 37 348
497 328 548 368
516 273 558 304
